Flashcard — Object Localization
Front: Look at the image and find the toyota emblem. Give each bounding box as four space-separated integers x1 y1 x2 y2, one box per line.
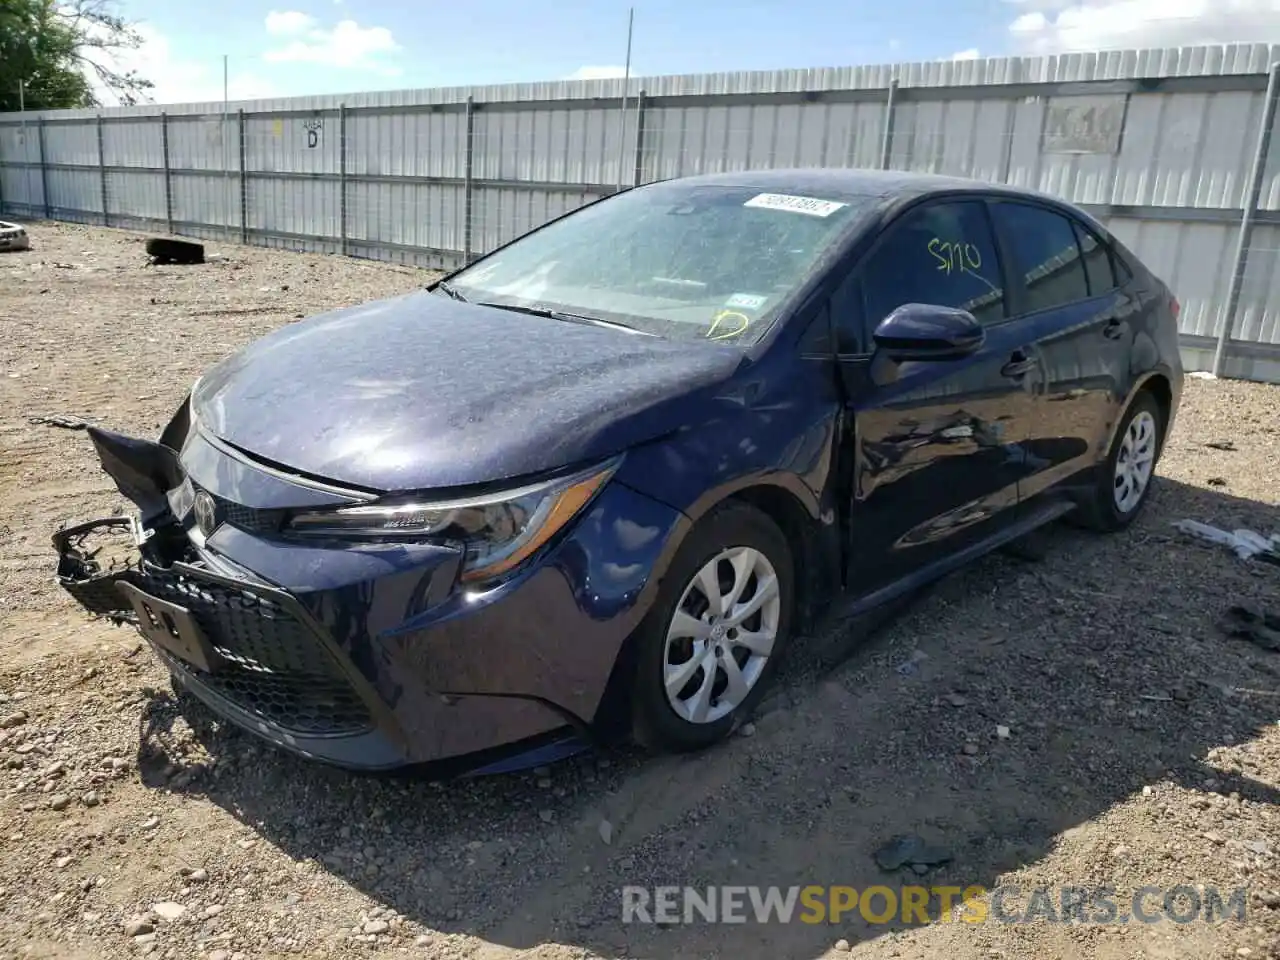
192 491 218 537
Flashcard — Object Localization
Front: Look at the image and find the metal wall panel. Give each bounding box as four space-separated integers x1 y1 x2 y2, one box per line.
640 101 882 181
471 186 597 254
346 110 464 179
43 122 98 167
102 120 164 168
105 170 166 221
1235 223 1280 344
0 123 41 164
1105 217 1280 345
1105 217 1232 339
44 167 100 216
246 175 339 238
0 164 43 213
473 106 629 185
167 117 239 172
170 221 245 245
246 113 339 174
346 180 464 252
7 41 1280 122
171 172 242 229
1117 91 1254 209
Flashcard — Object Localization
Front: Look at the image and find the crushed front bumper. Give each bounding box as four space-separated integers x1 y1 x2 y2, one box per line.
52 422 685 774
55 517 411 767
53 516 584 773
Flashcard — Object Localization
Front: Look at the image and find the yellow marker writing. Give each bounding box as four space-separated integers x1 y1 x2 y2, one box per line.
706 310 751 340
928 237 949 273
927 237 984 276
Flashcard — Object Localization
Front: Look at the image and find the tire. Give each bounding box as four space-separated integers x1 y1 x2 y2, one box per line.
146 237 205 265
630 501 795 752
1077 390 1164 532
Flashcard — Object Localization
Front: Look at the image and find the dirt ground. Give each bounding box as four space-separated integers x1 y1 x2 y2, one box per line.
0 222 1278 960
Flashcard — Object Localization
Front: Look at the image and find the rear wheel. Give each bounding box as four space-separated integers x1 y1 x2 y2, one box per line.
1078 391 1164 531
630 502 794 751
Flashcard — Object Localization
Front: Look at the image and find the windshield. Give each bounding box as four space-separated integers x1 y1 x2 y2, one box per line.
442 182 868 345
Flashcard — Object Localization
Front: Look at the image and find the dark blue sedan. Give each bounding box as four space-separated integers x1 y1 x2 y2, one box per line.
54 168 1183 773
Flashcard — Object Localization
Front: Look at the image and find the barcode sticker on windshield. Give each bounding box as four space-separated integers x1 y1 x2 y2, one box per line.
743 193 847 217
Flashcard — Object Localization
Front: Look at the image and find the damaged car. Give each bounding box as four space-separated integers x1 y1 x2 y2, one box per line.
0 220 30 252
54 169 1184 774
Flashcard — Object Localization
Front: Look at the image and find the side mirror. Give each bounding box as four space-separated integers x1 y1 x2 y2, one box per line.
872 303 985 362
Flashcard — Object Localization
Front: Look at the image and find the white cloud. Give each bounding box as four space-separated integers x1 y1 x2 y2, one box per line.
564 65 629 80
87 23 279 105
265 10 317 36
263 13 401 73
951 47 981 60
1006 0 1280 53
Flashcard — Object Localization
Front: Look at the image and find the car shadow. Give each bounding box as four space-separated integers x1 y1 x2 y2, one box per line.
134 476 1280 958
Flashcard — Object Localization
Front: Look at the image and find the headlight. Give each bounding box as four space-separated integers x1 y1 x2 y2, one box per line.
285 458 620 582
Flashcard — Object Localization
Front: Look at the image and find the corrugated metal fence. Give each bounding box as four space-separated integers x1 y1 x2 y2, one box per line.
4 44 1280 382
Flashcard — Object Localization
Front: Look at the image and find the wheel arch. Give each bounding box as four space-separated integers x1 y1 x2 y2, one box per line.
590 476 831 741
1140 372 1174 437
1102 367 1176 461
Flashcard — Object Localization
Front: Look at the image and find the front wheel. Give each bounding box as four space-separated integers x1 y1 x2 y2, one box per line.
630 502 795 752
1078 390 1164 531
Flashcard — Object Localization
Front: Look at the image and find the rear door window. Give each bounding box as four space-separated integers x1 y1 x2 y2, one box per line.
990 202 1091 314
1073 222 1116 296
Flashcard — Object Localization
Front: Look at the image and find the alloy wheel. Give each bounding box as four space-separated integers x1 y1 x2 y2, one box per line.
1113 410 1157 513
662 546 781 725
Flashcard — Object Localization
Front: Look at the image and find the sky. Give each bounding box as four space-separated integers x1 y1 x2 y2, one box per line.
94 0 1280 106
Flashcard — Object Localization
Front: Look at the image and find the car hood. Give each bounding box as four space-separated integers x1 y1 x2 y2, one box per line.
191 291 745 492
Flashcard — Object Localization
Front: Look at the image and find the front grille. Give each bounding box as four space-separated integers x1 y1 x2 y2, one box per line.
191 483 284 535
140 566 372 737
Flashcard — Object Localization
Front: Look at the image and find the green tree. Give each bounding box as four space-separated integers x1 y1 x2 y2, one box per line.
0 0 152 112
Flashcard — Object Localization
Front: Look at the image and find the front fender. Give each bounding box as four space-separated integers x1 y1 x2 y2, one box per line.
612 381 837 526
610 391 843 640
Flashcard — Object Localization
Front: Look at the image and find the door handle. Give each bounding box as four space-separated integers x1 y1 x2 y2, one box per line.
1102 316 1125 339
1001 351 1037 379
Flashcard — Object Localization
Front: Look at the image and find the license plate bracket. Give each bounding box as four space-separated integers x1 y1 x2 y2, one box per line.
117 581 221 673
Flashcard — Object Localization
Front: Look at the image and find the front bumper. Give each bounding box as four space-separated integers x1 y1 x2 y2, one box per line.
52 433 686 773
54 517 599 771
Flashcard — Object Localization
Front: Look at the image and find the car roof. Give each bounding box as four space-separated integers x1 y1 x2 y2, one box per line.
651 167 1068 211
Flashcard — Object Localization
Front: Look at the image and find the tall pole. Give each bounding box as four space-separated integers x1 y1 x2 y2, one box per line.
615 7 634 192
223 54 231 243
879 79 899 170
1213 60 1280 377
19 80 30 217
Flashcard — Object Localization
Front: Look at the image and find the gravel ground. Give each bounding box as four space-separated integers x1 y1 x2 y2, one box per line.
0 222 1278 960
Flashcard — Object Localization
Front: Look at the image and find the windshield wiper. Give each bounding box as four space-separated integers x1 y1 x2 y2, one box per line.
473 302 654 336
434 281 467 302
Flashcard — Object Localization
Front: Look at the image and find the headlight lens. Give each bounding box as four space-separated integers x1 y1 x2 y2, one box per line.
285 458 620 582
